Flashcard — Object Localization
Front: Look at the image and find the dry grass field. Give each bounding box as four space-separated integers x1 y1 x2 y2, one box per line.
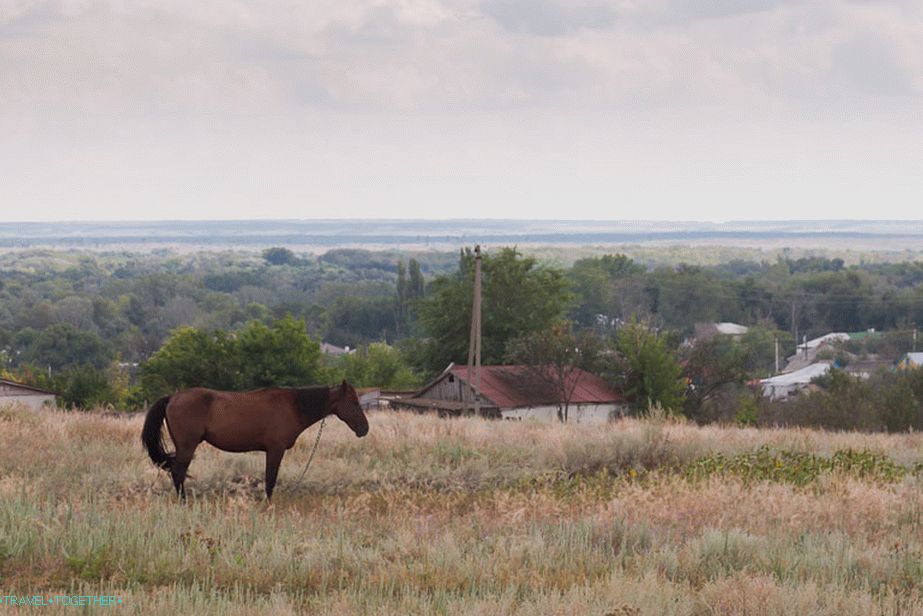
2 406 923 614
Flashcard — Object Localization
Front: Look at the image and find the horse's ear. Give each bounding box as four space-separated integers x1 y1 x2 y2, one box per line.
340 379 348 392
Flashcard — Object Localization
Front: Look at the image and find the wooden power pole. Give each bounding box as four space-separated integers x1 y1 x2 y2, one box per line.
466 246 483 416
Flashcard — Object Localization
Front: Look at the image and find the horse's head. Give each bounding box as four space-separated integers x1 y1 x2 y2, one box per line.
330 380 369 437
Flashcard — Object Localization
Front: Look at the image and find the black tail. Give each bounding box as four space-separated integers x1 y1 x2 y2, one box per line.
141 396 174 471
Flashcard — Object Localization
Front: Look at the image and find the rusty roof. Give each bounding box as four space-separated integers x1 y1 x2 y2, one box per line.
443 365 622 409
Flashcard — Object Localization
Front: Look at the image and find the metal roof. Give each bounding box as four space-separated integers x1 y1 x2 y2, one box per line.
760 362 831 387
445 365 623 409
715 322 749 335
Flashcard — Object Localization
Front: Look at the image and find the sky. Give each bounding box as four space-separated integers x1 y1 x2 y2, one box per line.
1 0 921 222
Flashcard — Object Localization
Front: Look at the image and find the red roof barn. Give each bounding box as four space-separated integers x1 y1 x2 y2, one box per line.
393 364 624 423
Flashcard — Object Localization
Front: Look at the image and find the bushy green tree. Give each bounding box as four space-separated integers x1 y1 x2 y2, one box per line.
415 247 570 375
14 324 114 371
235 315 323 388
332 343 420 390
139 316 324 400
611 320 685 413
139 327 238 399
568 254 645 328
262 247 297 266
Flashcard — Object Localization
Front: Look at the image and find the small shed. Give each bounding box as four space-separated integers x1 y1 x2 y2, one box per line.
393 364 625 424
0 379 57 410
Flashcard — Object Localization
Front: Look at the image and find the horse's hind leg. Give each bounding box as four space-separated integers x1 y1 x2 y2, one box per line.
264 448 285 500
171 445 197 501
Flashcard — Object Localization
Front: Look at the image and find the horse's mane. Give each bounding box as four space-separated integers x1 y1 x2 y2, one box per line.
295 385 330 418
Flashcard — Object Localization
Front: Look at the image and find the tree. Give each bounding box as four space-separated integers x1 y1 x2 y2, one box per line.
327 296 397 346
610 320 685 413
681 335 751 419
235 315 324 388
395 258 426 338
262 247 297 266
139 316 324 400
139 327 238 400
50 365 117 410
332 342 420 389
396 260 408 335
408 258 424 299
568 254 645 328
415 247 570 375
505 322 603 422
14 324 114 372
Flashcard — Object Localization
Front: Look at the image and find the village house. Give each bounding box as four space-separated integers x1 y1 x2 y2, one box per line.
693 322 749 341
760 362 831 401
392 363 625 423
0 379 57 410
320 342 354 356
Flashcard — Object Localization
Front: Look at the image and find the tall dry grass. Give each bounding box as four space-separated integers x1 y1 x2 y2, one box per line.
1 405 923 614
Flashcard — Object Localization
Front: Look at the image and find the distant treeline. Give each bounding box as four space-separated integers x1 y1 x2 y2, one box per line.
2 246 923 413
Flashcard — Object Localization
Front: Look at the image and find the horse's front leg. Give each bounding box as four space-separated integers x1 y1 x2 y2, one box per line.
264 448 285 500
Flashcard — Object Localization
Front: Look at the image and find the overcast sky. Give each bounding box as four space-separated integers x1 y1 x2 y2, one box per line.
1 0 921 222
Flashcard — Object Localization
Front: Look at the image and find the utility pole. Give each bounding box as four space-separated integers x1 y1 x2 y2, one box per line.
914 326 918 353
774 336 780 373
466 246 482 416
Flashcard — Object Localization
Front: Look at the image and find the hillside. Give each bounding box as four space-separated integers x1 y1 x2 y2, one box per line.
2 406 923 614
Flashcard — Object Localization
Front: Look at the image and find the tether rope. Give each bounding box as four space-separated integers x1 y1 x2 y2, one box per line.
295 417 326 486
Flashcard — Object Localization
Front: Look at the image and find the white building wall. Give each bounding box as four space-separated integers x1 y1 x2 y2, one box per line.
0 394 56 410
500 403 624 424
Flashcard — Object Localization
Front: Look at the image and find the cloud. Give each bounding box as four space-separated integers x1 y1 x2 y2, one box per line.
1 0 920 116
480 0 615 36
1 0 921 221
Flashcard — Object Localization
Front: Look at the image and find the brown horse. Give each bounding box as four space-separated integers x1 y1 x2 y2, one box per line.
141 380 369 499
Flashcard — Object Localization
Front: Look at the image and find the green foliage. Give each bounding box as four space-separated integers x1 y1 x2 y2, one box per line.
682 326 783 418
4 245 923 422
415 247 570 375
568 254 645 328
395 258 425 337
235 315 324 388
327 295 397 347
767 367 923 433
734 396 759 427
139 316 323 400
612 320 686 413
14 324 113 371
330 343 420 389
684 446 908 486
139 327 238 399
262 247 298 266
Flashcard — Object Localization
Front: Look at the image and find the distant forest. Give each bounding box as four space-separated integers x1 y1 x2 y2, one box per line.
1 245 923 412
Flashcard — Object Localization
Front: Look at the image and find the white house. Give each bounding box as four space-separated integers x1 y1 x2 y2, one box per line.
0 379 57 410
694 322 749 341
760 363 831 401
897 352 923 370
320 342 353 356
